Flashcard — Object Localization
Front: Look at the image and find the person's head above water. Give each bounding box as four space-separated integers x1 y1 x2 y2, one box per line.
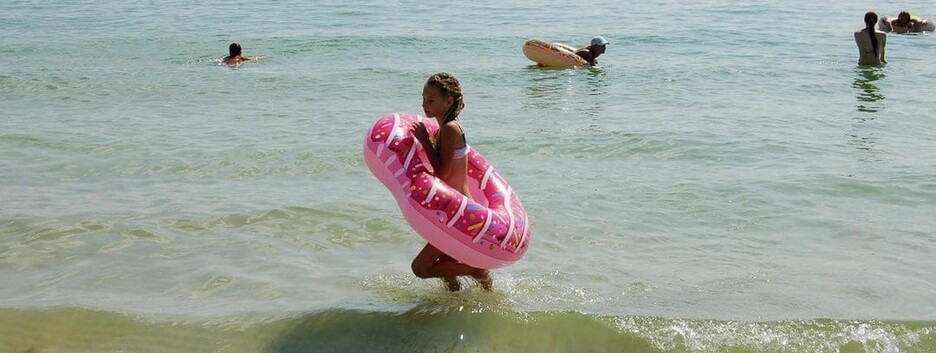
897 11 913 24
865 11 879 28
422 72 465 123
590 36 610 47
228 43 242 57
589 36 609 55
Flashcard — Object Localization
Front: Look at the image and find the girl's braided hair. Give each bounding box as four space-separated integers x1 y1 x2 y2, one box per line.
864 12 879 56
425 72 465 123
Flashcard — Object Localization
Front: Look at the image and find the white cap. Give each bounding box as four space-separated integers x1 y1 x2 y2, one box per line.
590 36 610 46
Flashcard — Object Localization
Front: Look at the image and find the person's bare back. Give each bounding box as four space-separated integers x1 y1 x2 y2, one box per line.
856 12 886 66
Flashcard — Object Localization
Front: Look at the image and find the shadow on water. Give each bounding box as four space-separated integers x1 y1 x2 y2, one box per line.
852 66 885 115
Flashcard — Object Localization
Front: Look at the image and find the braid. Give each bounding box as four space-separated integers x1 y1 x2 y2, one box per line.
426 72 465 123
864 12 879 56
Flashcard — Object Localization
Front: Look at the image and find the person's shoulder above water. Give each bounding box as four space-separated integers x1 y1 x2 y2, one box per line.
878 11 935 33
575 35 610 66
223 42 255 65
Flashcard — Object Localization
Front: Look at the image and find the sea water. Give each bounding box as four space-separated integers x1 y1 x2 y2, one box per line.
1 0 935 352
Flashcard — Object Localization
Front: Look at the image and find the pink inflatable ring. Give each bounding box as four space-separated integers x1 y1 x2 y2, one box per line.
364 112 531 269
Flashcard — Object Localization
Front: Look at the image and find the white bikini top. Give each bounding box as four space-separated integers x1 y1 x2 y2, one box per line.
445 122 470 159
453 143 471 159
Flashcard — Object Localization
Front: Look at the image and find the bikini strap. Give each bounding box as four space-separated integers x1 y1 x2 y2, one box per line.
445 120 468 148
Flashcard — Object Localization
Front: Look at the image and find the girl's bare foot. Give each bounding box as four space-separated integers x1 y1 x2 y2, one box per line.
471 270 493 291
443 276 461 292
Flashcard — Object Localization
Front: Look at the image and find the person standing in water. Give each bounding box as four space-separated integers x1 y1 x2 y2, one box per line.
855 12 887 66
410 73 493 292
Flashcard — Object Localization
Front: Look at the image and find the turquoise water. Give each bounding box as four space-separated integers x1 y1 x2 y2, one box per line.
2 0 936 352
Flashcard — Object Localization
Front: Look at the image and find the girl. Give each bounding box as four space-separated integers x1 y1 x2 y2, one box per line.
854 12 887 66
410 73 492 292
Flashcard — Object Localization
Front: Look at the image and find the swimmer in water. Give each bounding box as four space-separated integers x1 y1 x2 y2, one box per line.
223 43 254 65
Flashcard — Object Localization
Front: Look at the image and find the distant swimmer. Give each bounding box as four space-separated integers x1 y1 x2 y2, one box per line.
878 11 936 33
223 43 254 65
856 12 887 66
575 36 610 66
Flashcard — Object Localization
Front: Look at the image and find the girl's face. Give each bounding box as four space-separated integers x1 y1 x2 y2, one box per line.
422 84 453 119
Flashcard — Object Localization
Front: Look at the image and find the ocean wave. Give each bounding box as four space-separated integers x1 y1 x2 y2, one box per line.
0 306 933 353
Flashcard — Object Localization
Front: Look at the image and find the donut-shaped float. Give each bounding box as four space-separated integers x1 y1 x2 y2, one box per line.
363 112 531 269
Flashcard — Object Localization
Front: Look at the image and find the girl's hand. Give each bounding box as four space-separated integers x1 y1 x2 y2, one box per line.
411 121 431 146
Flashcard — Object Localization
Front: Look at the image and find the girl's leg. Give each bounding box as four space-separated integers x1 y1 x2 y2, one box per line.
411 243 492 291
433 254 491 291
412 243 460 291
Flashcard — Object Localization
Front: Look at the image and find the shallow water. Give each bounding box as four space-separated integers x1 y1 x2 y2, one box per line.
2 0 935 352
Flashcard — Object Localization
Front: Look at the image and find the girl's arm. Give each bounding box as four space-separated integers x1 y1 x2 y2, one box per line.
412 122 440 172
880 34 887 63
433 123 460 180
